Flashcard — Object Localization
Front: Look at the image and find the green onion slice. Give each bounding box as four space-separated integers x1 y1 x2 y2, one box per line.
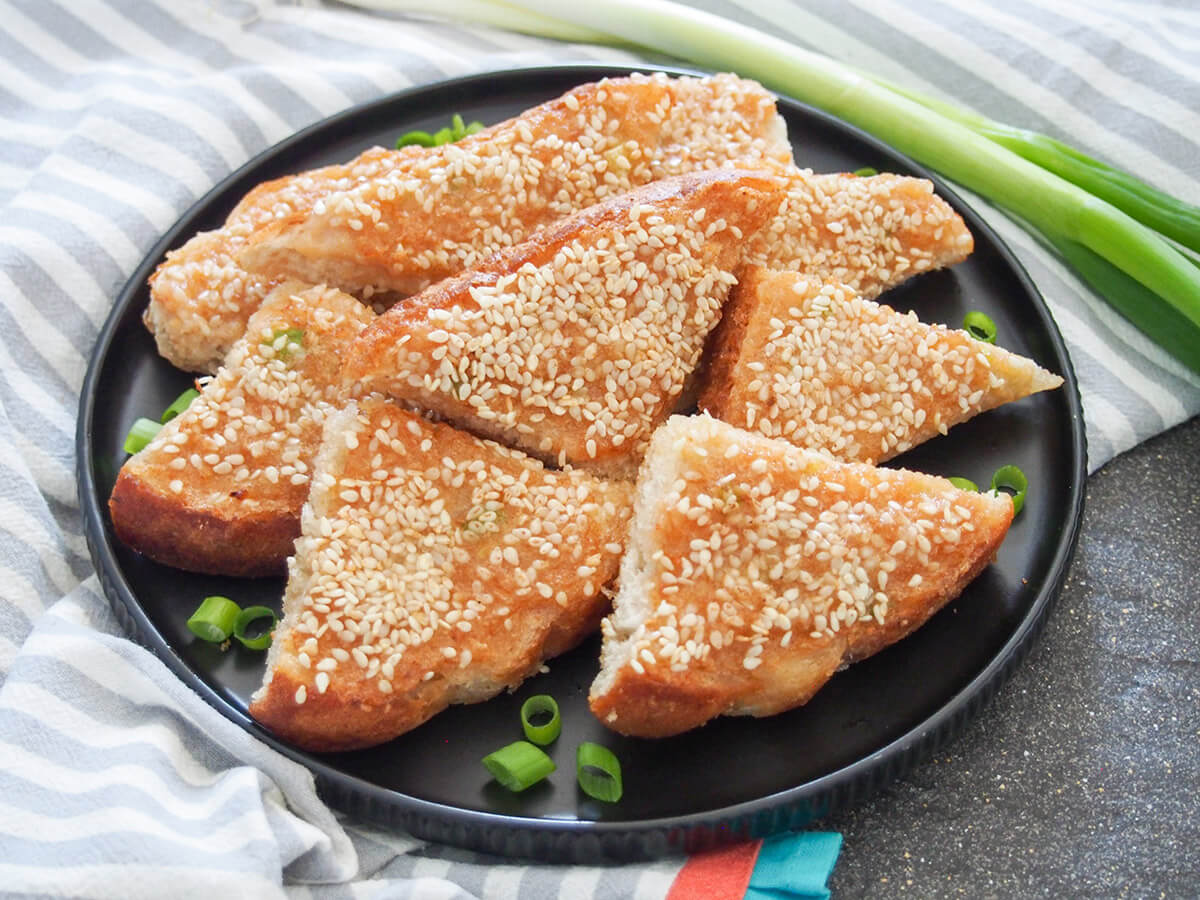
432 126 454 145
160 388 199 423
853 166 878 177
187 596 241 643
963 310 998 343
233 605 277 650
395 129 435 148
450 113 467 139
123 417 162 455
482 741 555 792
520 694 561 745
990 464 1029 515
464 121 484 136
576 742 623 802
947 476 979 492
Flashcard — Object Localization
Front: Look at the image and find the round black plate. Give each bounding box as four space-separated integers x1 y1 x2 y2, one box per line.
77 64 1086 862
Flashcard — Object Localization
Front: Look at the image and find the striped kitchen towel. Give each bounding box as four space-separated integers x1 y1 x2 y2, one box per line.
0 0 1195 896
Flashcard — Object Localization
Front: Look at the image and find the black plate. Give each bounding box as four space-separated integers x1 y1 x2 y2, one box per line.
77 64 1086 862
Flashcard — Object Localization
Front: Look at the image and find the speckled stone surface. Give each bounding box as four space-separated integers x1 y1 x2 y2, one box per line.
822 417 1200 897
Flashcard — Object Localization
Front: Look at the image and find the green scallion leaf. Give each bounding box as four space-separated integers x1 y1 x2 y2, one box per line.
395 129 436 148
123 417 162 455
576 742 623 802
451 113 467 139
233 605 277 651
483 741 556 791
187 596 241 643
963 310 997 344
853 166 878 177
520 694 561 745
161 387 199 423
947 476 979 492
432 126 454 146
464 121 484 136
990 464 1029 515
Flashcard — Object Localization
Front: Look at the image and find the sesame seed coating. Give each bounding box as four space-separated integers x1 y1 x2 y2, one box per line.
699 269 1064 464
248 396 633 752
588 414 1014 738
342 170 786 478
238 72 792 299
746 171 975 298
108 282 374 576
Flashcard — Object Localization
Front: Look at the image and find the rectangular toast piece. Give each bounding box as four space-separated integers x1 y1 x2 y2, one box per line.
108 282 374 576
588 414 1014 738
340 170 788 479
248 397 634 752
232 72 792 306
698 268 1063 464
749 170 974 296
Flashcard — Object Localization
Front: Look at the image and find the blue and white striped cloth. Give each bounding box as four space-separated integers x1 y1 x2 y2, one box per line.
1 1 1196 896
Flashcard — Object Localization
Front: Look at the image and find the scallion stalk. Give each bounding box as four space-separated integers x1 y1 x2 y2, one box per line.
483 741 556 791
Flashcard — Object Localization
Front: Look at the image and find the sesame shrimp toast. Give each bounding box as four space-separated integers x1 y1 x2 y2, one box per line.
248 397 633 752
109 283 374 576
698 269 1063 464
749 170 975 297
340 169 787 479
147 146 407 373
588 414 1015 738
238 72 792 298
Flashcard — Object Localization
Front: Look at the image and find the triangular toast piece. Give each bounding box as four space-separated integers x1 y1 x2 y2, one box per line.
237 72 792 301
341 170 787 478
747 171 975 297
148 146 404 372
109 282 374 576
248 397 633 752
589 414 1014 738
698 268 1063 464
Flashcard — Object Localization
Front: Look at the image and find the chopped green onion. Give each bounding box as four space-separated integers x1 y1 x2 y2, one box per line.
374 0 1200 374
123 417 162 455
396 116 486 150
187 596 241 643
520 694 561 745
947 476 979 492
990 464 1029 515
233 605 277 650
482 741 556 791
852 166 878 177
963 310 998 344
161 388 199 423
395 129 436 148
576 742 623 802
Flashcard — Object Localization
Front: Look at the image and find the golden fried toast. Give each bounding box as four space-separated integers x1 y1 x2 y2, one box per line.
588 414 1014 738
147 146 407 373
749 170 975 296
248 397 634 752
109 283 374 576
238 72 792 298
341 170 787 479
698 269 1063 464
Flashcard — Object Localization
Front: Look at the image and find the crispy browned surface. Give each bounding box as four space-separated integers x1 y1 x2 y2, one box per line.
109 283 374 576
695 266 769 419
698 269 1063 463
588 414 1014 738
248 397 634 752
146 147 406 372
238 72 792 300
340 170 787 479
748 171 974 297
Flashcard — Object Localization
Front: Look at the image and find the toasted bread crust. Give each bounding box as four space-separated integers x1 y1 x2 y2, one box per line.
249 398 634 752
341 170 787 478
698 269 1063 463
589 414 1014 738
110 283 374 576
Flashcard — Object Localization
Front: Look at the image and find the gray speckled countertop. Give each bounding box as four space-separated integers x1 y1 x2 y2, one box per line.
824 417 1200 897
